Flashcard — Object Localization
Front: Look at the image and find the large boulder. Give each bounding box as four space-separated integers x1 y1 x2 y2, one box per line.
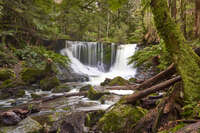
52 84 71 93
101 76 129 86
56 64 89 82
0 117 42 133
87 86 104 100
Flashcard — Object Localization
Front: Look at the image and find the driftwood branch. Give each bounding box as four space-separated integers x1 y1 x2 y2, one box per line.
125 76 181 104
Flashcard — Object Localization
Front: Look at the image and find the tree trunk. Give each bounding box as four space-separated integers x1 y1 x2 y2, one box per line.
150 0 200 101
195 0 200 38
171 0 177 19
125 76 181 104
181 0 187 38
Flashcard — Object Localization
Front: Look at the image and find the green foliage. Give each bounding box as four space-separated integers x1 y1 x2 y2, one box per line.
128 40 171 70
181 101 200 118
40 76 60 91
0 69 15 81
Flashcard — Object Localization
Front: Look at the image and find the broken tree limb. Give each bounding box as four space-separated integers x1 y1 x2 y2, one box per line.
135 63 176 90
125 76 181 104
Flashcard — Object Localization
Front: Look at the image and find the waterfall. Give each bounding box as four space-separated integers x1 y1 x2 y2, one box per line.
61 41 137 85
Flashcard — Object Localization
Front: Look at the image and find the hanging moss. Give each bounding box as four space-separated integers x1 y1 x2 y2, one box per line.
98 102 148 133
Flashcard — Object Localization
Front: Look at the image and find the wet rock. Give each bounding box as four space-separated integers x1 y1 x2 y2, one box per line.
40 76 60 91
0 69 16 81
56 64 89 82
79 84 92 92
52 84 71 93
87 87 104 100
0 117 42 133
100 78 111 86
0 111 21 125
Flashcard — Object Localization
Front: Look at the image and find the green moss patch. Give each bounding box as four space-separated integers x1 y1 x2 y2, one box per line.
108 76 129 86
98 103 148 133
40 76 60 91
52 84 71 93
0 69 16 81
87 87 104 100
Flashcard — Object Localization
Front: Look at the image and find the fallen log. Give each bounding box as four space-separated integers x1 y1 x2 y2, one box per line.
135 63 176 90
104 85 137 90
125 76 181 104
175 121 200 133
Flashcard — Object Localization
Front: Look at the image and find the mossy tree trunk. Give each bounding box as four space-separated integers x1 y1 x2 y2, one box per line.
150 0 200 101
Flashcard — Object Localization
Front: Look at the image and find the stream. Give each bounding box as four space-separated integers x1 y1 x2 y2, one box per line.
0 41 137 114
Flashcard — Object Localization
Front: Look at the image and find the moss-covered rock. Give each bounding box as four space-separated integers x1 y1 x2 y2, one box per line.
108 76 129 86
87 86 104 100
0 69 16 81
0 86 25 100
98 102 148 133
0 117 42 133
85 110 105 127
128 77 137 83
21 68 45 84
40 76 60 91
52 84 71 93
79 85 92 92
31 93 42 99
100 78 111 86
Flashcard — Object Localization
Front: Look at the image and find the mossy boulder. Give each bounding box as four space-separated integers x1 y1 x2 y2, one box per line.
108 76 129 86
21 68 45 84
31 93 42 99
100 78 111 86
87 87 104 100
40 76 60 91
98 102 148 133
79 85 92 92
52 84 71 93
0 117 43 133
0 69 16 81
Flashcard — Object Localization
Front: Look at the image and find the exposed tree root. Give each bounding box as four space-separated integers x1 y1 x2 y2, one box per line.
132 82 183 133
125 76 181 104
175 121 200 133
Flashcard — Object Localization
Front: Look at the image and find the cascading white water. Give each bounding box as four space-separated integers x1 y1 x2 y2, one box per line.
61 41 137 85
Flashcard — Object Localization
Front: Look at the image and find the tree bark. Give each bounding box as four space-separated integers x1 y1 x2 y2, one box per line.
181 0 187 38
125 76 181 104
195 0 200 38
171 0 177 19
150 0 200 101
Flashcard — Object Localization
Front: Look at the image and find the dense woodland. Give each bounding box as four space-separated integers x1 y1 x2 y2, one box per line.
1 0 200 133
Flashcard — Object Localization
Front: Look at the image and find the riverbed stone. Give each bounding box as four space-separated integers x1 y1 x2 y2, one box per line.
52 84 71 93
0 117 42 133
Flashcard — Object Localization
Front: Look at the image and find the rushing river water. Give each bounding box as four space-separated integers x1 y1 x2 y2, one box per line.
61 41 137 85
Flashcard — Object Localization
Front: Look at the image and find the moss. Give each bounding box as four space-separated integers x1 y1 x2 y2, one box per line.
158 123 185 133
108 76 129 86
31 93 42 99
0 79 24 89
0 69 16 81
40 76 60 91
87 86 104 100
79 85 92 92
52 84 71 93
21 68 45 84
85 110 105 127
16 89 25 98
128 77 137 83
98 103 148 133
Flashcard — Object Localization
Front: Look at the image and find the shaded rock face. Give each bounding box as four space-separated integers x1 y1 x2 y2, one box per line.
50 112 86 133
56 64 89 82
0 111 21 126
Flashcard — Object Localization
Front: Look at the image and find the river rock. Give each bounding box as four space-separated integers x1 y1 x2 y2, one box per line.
0 117 42 133
56 64 89 82
0 111 21 125
50 112 86 133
